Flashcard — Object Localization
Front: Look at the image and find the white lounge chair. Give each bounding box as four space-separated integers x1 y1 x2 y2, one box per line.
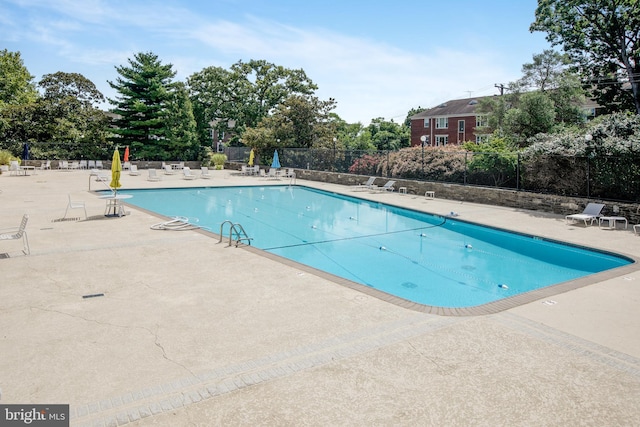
163 165 176 175
352 177 376 191
95 160 104 169
565 203 605 226
200 167 213 179
147 169 162 181
129 165 141 176
267 169 281 180
183 167 197 180
79 160 87 169
374 180 396 192
0 214 30 255
64 194 87 220
88 160 96 169
40 160 51 170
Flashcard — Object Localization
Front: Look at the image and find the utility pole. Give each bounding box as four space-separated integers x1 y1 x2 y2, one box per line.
494 83 509 95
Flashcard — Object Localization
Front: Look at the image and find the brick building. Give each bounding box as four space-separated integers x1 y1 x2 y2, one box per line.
409 96 491 147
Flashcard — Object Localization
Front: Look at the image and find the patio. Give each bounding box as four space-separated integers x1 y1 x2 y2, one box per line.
1 168 639 426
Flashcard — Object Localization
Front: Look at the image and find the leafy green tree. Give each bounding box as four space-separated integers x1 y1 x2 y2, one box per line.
188 59 318 146
37 72 110 159
267 95 336 149
463 136 518 186
162 82 199 160
0 49 37 109
531 0 640 114
187 65 237 147
504 91 557 144
1 71 110 159
331 114 373 150
477 96 510 136
108 52 176 159
0 103 42 155
241 126 276 163
366 118 409 151
519 50 586 124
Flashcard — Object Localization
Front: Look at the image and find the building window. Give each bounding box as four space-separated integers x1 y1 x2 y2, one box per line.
476 115 488 127
458 120 465 132
475 134 490 144
435 117 448 129
435 135 448 146
423 118 429 128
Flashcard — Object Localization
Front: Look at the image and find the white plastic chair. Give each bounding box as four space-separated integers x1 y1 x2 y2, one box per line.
0 214 30 255
129 165 141 176
64 194 87 219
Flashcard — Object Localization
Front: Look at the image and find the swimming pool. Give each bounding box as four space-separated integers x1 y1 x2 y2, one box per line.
120 185 632 309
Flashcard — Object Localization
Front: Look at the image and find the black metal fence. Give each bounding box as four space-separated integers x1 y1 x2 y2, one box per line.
226 146 640 203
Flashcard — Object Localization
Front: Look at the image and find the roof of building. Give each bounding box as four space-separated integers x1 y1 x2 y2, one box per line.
410 96 494 120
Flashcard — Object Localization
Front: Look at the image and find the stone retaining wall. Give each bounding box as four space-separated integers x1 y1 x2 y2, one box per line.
292 169 640 224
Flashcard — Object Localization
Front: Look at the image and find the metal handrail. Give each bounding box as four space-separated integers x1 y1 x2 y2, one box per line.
219 220 252 247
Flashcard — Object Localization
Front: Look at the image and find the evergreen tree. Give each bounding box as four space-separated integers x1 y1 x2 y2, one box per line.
108 52 176 159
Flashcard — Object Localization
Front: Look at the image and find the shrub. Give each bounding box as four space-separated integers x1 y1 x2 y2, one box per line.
374 146 466 182
349 153 383 175
211 153 227 170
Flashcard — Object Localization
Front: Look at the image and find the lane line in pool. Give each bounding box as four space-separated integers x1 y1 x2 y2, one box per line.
262 220 447 251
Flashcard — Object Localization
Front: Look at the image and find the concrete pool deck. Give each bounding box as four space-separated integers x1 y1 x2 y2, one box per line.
1 168 639 426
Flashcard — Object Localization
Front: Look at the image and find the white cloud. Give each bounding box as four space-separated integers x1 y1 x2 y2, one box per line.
5 0 518 124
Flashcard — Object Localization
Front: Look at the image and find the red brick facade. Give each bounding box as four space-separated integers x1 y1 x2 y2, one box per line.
410 97 489 147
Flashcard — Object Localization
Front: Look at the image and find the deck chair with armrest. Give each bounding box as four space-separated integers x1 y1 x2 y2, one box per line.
147 169 162 182
200 167 213 179
352 176 376 191
565 203 605 226
374 180 396 192
0 214 30 255
182 167 198 180
129 165 141 176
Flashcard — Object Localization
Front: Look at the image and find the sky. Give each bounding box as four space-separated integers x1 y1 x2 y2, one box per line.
1 0 551 125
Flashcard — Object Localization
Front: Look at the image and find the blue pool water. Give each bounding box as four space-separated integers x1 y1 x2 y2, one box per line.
120 186 632 308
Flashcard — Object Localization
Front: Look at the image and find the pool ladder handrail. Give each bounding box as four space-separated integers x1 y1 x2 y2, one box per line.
219 220 253 247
